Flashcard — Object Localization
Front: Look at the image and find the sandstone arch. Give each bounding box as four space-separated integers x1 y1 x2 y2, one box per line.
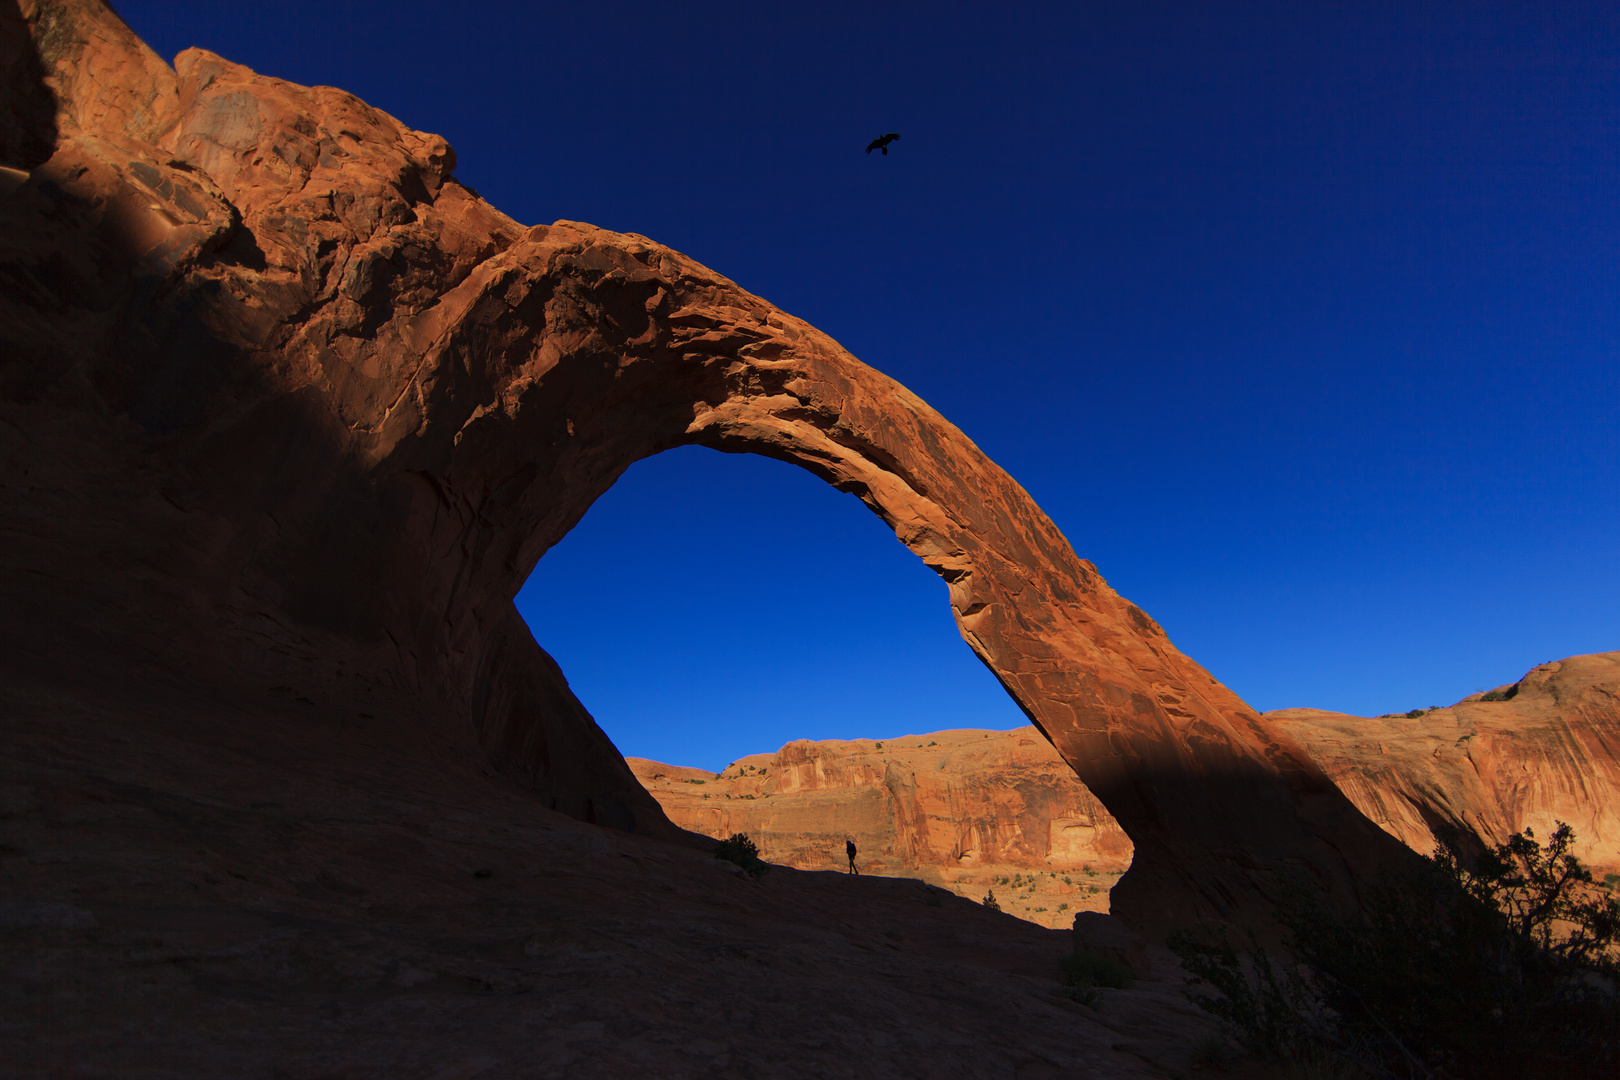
1 0 1410 935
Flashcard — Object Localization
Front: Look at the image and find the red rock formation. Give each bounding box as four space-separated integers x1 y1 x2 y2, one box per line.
632 652 1620 927
631 727 1134 927
1268 652 1620 879
0 0 1411 937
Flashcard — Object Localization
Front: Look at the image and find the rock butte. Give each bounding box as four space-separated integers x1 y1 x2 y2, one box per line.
630 652 1620 930
0 0 1415 943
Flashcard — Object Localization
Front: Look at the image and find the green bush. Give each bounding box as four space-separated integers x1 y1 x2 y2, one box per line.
1171 822 1620 1078
982 889 1001 912
714 833 770 879
1062 949 1135 990
1480 684 1520 702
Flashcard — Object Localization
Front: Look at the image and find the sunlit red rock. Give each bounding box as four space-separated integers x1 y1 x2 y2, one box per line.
1269 652 1620 880
631 727 1134 928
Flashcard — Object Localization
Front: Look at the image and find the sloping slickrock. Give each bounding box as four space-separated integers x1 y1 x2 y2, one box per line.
0 0 1408 953
1268 652 1620 879
0 653 1220 1080
631 728 1134 928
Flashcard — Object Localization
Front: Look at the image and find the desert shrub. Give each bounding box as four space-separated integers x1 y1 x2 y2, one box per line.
1171 822 1620 1079
983 889 1001 912
1062 949 1135 990
714 832 769 879
1170 930 1340 1065
1480 684 1519 702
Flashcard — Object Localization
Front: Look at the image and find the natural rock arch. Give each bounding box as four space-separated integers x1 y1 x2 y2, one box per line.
441 220 1406 932
1 0 1410 935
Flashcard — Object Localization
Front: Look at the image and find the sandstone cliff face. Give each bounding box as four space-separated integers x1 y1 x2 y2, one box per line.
631 728 1133 928
632 652 1620 927
1 0 1410 936
1269 652 1620 879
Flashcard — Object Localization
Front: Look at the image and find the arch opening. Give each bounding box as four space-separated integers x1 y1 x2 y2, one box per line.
434 219 1416 936
514 444 1134 926
517 445 1027 769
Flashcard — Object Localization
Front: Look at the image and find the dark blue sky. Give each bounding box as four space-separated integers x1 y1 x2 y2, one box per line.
122 1 1620 771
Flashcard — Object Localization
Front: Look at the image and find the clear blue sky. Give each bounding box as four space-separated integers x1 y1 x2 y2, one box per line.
121 1 1619 772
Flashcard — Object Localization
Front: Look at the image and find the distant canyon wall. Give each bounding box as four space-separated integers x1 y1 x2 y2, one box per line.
634 651 1620 924
633 728 1131 874
1268 652 1620 878
631 727 1132 928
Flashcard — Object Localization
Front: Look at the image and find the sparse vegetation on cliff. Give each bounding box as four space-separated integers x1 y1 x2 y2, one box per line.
1171 822 1620 1078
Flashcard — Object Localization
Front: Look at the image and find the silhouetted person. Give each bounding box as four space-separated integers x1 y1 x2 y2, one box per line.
846 838 859 874
865 132 900 155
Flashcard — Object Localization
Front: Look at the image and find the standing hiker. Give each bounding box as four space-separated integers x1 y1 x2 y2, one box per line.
846 838 859 874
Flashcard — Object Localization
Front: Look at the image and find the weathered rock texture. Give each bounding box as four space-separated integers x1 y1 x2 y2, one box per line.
1 0 1409 945
630 728 1134 928
632 655 1620 928
1268 653 1620 879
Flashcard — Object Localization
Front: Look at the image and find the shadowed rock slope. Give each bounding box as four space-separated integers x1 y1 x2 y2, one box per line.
0 0 1409 943
2 654 1224 1079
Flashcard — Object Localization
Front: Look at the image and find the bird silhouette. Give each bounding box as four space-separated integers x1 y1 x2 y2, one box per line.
865 132 901 155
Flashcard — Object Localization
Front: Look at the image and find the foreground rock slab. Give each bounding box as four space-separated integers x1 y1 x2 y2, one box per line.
2 661 1218 1079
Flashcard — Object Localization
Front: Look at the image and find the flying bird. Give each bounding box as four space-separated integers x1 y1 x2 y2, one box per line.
865 132 901 155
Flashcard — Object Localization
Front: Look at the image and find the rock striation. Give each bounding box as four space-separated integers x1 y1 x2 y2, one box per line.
631 728 1134 928
1 0 1409 941
1268 652 1620 879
